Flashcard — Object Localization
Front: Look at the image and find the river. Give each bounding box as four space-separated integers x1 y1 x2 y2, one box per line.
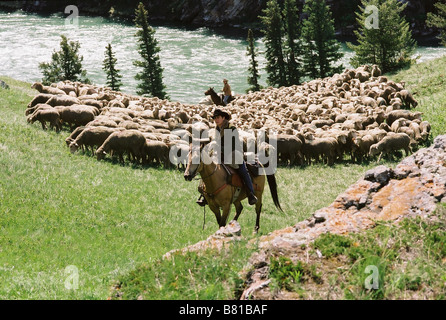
1 11 446 104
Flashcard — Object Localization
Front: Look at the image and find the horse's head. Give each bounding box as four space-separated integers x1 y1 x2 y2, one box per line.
183 138 210 181
204 87 214 96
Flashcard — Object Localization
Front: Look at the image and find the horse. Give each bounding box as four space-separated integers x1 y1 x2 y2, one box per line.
183 140 282 232
204 87 235 106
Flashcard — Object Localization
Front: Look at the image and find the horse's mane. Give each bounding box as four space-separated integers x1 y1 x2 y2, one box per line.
201 141 219 165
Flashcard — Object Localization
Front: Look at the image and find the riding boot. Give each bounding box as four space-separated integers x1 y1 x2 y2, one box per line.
196 194 207 207
237 162 258 205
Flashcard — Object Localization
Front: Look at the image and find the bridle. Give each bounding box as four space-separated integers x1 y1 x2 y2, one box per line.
196 162 218 180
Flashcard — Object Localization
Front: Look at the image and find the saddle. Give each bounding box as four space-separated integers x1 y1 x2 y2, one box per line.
221 160 261 189
197 159 262 201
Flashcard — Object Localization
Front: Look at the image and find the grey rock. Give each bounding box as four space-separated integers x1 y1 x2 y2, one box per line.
313 211 327 224
214 220 241 237
364 165 393 186
0 80 9 90
433 135 446 149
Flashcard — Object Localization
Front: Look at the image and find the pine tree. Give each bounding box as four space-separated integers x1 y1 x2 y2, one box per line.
427 1 446 47
39 35 89 85
283 0 302 85
133 2 168 99
348 0 417 73
246 29 261 92
260 0 287 87
103 43 123 91
301 0 344 79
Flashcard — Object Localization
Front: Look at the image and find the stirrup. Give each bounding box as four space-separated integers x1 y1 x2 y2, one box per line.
196 195 207 207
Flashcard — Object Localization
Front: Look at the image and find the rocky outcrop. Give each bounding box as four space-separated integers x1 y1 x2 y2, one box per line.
240 134 446 299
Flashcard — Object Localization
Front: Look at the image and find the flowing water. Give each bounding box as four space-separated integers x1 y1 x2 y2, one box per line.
1 11 446 104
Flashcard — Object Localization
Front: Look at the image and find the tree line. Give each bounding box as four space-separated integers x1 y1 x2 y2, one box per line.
39 0 446 99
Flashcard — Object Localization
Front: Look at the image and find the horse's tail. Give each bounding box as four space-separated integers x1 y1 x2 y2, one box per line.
267 174 283 212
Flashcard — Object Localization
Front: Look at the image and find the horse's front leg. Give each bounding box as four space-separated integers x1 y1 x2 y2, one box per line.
254 195 263 233
208 201 222 226
233 201 243 221
219 203 232 227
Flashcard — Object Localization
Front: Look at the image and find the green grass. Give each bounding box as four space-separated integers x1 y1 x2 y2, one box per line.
311 205 446 300
269 256 322 292
1 52 446 300
112 240 256 300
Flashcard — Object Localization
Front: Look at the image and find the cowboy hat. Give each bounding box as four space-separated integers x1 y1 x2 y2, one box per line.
212 108 231 120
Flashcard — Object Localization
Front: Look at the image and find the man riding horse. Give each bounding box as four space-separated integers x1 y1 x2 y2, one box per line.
222 79 232 106
196 108 258 207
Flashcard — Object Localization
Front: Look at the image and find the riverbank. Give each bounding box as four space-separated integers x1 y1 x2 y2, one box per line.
0 0 442 43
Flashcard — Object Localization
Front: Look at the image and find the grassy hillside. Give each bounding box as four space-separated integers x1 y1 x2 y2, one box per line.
1 53 445 300
0 76 385 299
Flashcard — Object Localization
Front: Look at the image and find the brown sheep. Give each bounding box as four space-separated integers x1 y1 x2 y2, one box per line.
58 105 96 130
352 134 375 162
65 126 86 147
420 121 431 141
386 110 422 126
86 117 118 128
301 137 337 165
395 90 418 109
27 108 61 132
369 133 411 161
25 103 53 116
379 86 396 103
69 126 119 154
46 95 81 107
96 129 146 164
371 65 382 77
177 111 190 124
31 82 66 95
56 82 76 95
143 140 170 168
79 99 103 109
27 93 54 108
355 70 371 82
361 96 378 108
276 134 303 166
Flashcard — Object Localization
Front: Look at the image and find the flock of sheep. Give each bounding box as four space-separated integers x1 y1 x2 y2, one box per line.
25 64 431 168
